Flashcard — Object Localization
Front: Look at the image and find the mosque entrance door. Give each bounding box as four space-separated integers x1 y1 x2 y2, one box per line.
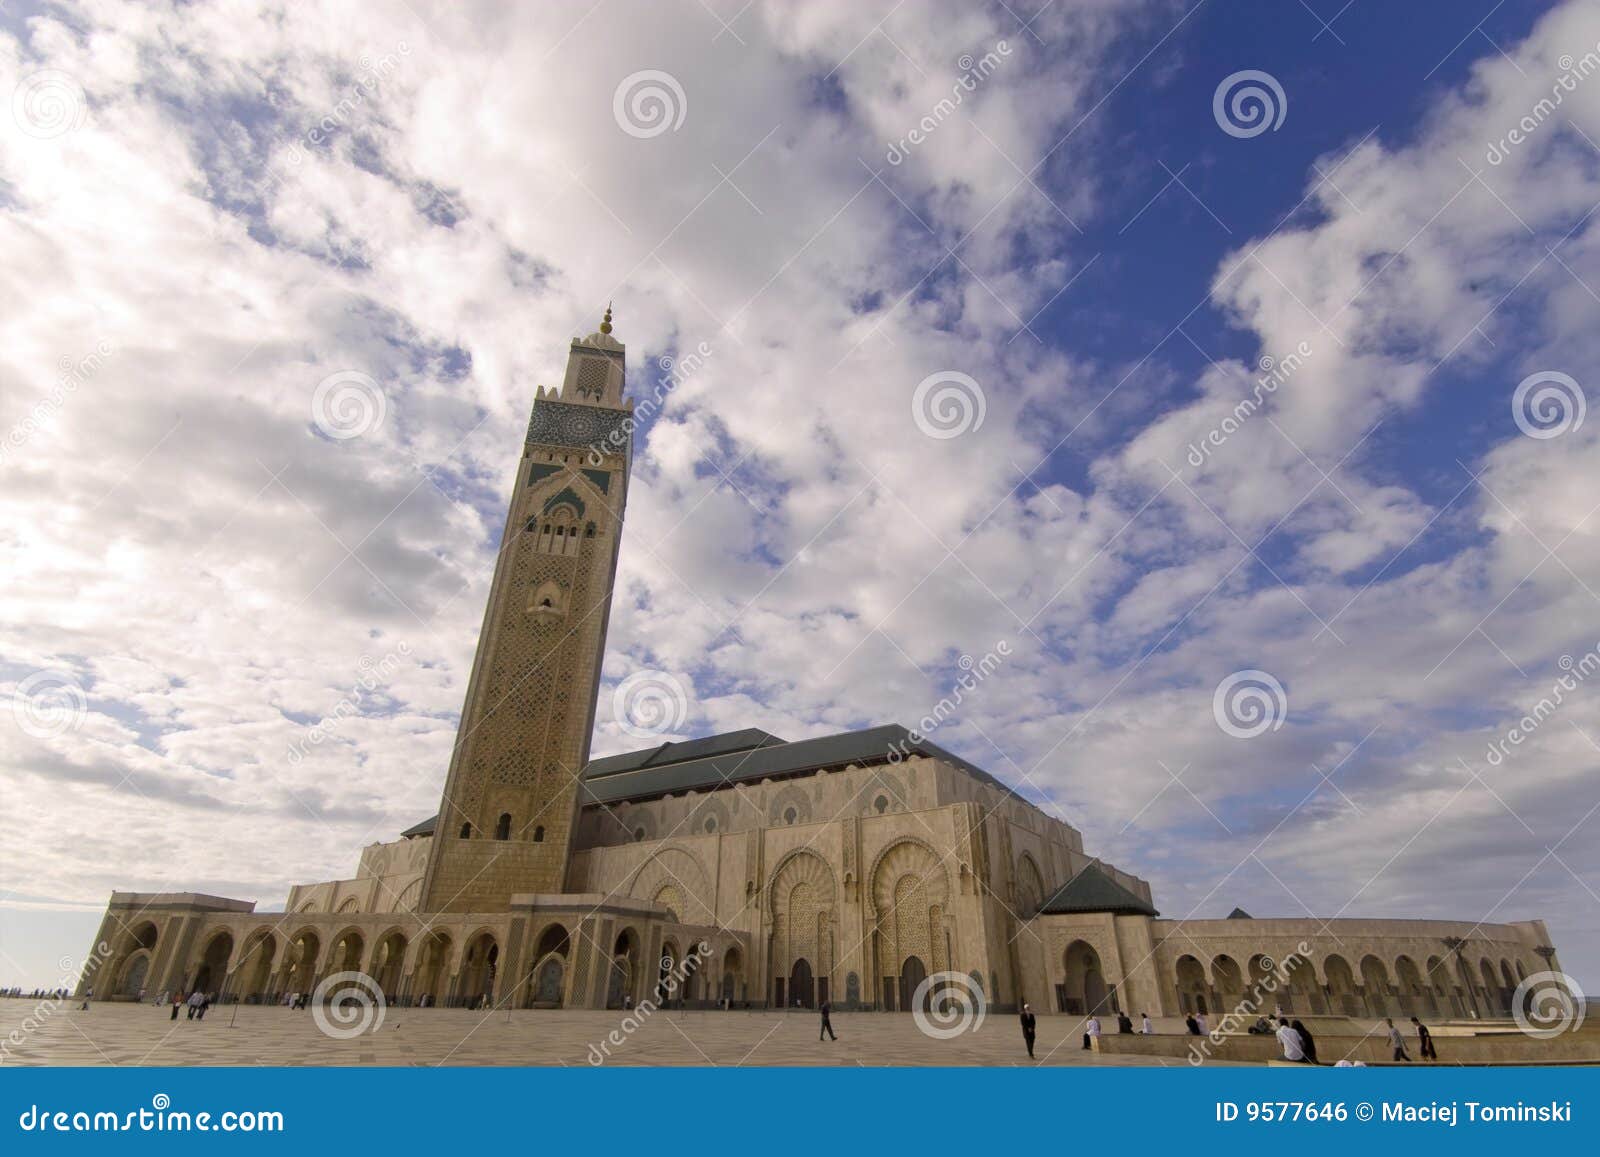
899 955 928 1013
790 959 814 1009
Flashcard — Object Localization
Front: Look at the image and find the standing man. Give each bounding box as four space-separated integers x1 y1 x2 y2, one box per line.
1020 1002 1037 1059
819 999 836 1041
185 990 205 1020
1083 1013 1101 1051
1385 1017 1411 1061
1411 1016 1438 1061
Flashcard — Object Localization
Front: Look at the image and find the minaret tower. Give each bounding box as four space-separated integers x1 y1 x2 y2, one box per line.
420 309 633 913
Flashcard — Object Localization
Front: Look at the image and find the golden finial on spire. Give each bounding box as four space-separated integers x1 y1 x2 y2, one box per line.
599 302 613 335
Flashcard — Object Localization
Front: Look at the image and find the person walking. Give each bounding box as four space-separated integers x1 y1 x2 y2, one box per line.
1411 1016 1437 1061
819 999 836 1041
1291 1019 1318 1064
185 990 204 1020
1386 1017 1411 1061
170 991 182 1021
1020 1003 1037 1058
196 992 212 1020
1276 1018 1307 1062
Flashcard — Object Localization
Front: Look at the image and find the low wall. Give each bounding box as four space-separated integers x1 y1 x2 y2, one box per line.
1094 1026 1600 1066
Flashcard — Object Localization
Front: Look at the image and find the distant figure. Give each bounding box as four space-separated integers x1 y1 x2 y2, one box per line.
196 992 212 1020
1184 1013 1200 1036
1140 1012 1153 1034
623 994 633 1010
1117 1012 1133 1034
170 992 182 1021
185 990 205 1020
1276 1018 1307 1062
1020 1003 1037 1058
1292 1019 1318 1064
79 986 93 1011
1249 1016 1272 1034
1411 1016 1437 1061
1195 1012 1209 1035
1386 1017 1411 1062
1083 1014 1101 1051
819 999 836 1041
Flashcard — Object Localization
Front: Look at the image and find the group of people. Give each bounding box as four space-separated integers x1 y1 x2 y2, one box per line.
1014 1005 1442 1065
159 990 216 1020
3 987 71 1000
1277 1015 1438 1063
1385 1016 1438 1061
1014 1003 1156 1058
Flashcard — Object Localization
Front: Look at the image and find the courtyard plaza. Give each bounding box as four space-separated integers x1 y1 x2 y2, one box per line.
0 1001 1242 1067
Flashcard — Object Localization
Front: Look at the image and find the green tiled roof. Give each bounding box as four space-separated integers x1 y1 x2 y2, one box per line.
1037 863 1158 917
400 723 1023 837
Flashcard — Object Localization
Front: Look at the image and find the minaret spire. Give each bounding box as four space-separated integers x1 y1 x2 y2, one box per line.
599 302 613 335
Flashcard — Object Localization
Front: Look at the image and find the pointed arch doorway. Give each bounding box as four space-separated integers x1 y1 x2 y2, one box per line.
789 959 815 1009
899 954 928 1013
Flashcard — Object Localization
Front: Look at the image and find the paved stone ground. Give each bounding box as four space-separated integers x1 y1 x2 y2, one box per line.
0 1001 1243 1066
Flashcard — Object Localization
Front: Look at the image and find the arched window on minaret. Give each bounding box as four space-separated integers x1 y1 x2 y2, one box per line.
459 822 473 839
495 813 511 841
536 504 583 557
529 580 565 617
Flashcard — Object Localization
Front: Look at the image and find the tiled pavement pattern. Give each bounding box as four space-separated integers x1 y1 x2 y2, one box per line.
0 1002 1245 1066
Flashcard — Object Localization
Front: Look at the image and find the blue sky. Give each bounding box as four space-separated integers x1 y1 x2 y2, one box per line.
2 0 1598 996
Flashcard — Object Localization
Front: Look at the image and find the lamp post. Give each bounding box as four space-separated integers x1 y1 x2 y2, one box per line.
1442 936 1480 1019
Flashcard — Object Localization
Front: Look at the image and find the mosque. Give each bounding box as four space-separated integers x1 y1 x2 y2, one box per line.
76 314 1561 1024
